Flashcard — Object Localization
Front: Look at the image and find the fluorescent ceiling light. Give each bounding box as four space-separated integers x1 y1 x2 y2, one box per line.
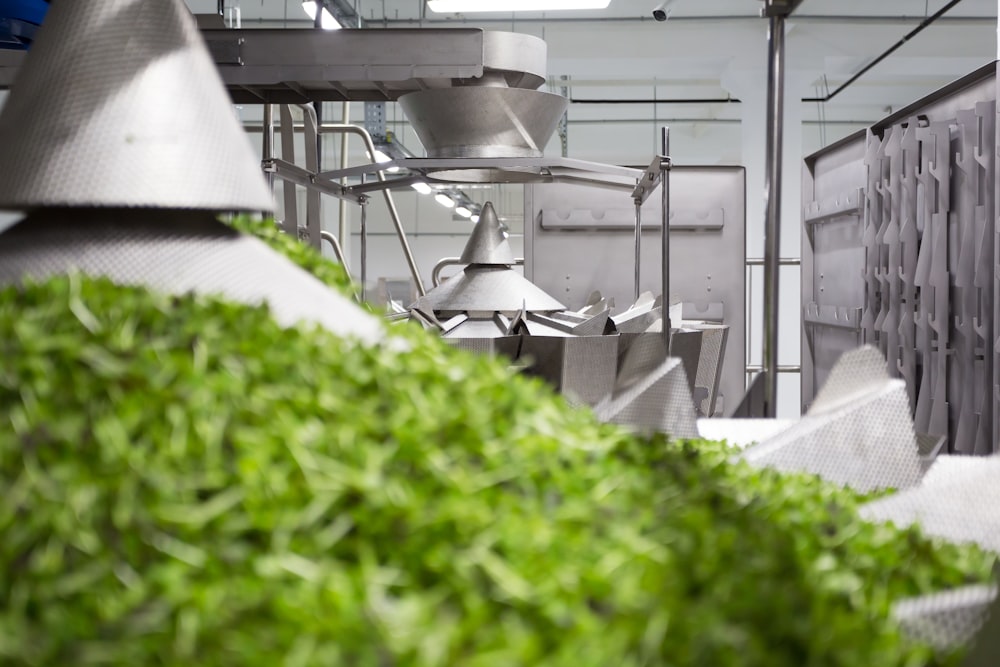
455 206 473 218
302 1 342 29
428 0 610 11
411 182 433 195
470 215 480 223
435 193 456 208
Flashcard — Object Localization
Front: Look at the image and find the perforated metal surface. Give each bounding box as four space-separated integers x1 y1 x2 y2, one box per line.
741 346 923 492
0 211 382 342
595 353 699 439
689 324 728 416
892 585 997 651
860 455 1000 553
0 0 272 211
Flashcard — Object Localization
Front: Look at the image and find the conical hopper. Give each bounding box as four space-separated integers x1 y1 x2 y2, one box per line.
460 202 515 265
0 0 272 211
399 86 568 182
414 266 565 313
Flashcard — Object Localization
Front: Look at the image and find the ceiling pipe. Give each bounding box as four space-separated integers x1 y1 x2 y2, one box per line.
802 0 966 103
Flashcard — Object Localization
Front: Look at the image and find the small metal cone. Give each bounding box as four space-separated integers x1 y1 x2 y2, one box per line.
460 203 515 265
0 0 273 211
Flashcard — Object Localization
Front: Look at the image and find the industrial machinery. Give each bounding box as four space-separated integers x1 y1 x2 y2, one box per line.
0 0 380 343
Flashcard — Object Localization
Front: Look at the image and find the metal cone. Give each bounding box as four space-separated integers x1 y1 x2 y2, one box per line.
460 202 515 265
0 0 272 211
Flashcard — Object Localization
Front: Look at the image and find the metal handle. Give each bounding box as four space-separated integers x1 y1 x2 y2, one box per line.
432 256 525 287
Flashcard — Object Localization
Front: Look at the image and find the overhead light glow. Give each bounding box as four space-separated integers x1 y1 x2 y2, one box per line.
455 206 473 218
302 1 342 29
428 0 610 11
411 182 433 195
470 215 480 223
435 193 456 208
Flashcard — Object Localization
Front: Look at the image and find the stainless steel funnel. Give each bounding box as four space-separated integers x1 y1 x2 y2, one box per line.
0 0 272 211
399 86 568 181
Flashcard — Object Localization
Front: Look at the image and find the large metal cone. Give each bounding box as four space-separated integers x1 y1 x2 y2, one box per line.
399 87 568 160
413 266 565 313
0 0 272 211
0 210 381 342
460 202 515 265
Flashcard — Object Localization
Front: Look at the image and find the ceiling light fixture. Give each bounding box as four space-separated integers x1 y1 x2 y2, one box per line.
367 148 399 173
302 1 342 29
435 193 456 208
428 0 610 12
411 182 433 195
455 206 473 218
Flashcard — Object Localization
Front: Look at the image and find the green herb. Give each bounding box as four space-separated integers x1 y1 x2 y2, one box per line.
0 275 992 666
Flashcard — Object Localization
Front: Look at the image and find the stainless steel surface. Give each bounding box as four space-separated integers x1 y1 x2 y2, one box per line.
742 346 924 493
594 350 699 439
200 29 545 103
892 585 998 651
278 104 300 235
761 11 786 418
860 454 1000 553
0 0 272 212
414 266 566 313
399 87 569 161
459 202 516 265
802 64 997 453
633 196 642 301
323 123 426 296
320 230 351 274
263 103 275 195
965 581 1000 666
519 335 619 407
323 156 641 187
525 167 746 416
0 211 382 342
661 128 672 341
303 104 322 249
432 256 526 287
360 195 368 302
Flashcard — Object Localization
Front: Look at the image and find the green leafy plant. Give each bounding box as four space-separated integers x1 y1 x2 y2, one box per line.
0 275 992 666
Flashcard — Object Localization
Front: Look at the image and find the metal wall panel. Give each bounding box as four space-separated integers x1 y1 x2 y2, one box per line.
524 167 746 416
802 64 997 454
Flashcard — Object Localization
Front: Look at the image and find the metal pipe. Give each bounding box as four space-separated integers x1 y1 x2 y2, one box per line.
747 257 800 266
432 256 525 287
661 126 671 343
360 194 368 302
802 0 965 103
316 123 426 296
762 12 786 418
633 195 642 301
320 230 351 275
262 103 275 195
746 364 800 374
338 102 351 268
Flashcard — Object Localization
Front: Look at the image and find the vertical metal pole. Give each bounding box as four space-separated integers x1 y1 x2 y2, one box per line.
661 126 672 346
762 13 786 418
314 0 324 28
262 103 275 195
360 192 368 303
338 102 351 266
634 195 642 301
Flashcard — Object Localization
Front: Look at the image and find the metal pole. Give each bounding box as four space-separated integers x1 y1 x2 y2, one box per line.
338 102 351 267
762 12 786 418
360 192 368 302
262 103 275 195
633 194 642 301
661 126 672 345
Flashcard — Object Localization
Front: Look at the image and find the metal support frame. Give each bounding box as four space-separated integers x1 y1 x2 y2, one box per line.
661 128 672 340
761 0 794 417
